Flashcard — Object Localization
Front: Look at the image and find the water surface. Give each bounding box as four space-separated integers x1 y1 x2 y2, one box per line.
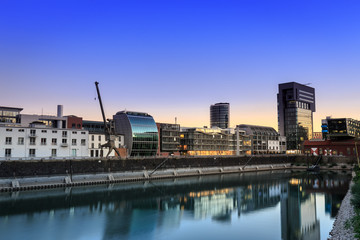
0 170 351 240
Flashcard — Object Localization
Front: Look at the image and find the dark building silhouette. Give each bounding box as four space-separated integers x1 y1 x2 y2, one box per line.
277 82 315 150
210 103 230 129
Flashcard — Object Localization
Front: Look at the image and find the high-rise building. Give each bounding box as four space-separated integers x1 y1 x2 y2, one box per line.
210 103 229 129
277 82 315 150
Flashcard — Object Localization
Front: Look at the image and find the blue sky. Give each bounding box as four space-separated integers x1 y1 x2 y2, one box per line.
1 0 360 131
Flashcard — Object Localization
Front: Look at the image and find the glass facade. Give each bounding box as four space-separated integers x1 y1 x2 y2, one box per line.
325 118 360 139
0 107 22 124
278 82 315 151
284 107 312 150
114 111 158 157
128 115 158 157
210 103 229 129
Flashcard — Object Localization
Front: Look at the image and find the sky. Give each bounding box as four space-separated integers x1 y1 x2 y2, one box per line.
1 0 360 131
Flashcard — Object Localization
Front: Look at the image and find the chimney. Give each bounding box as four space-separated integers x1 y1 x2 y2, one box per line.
57 105 63 117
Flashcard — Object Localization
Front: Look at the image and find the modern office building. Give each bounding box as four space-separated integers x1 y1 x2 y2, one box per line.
0 106 22 125
156 123 181 156
210 103 230 129
277 82 315 151
180 127 251 156
322 117 360 140
237 124 286 154
180 127 232 156
113 111 158 157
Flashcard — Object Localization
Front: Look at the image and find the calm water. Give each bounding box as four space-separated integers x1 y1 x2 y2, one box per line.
0 170 351 240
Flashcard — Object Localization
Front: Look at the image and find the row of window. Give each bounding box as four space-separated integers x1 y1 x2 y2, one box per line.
4 137 86 146
4 128 86 136
4 148 78 157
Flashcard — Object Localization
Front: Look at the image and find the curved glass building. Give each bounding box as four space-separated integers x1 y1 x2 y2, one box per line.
113 111 158 157
210 103 230 129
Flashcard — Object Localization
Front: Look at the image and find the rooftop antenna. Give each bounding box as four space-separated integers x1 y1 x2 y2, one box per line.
304 83 312 86
94 81 121 158
175 117 177 125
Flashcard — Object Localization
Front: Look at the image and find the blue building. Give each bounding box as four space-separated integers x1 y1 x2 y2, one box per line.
113 111 158 157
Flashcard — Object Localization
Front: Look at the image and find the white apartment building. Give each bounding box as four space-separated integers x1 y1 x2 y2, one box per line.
0 125 89 160
88 133 124 158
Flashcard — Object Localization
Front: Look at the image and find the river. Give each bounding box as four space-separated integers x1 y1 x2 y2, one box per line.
0 170 351 240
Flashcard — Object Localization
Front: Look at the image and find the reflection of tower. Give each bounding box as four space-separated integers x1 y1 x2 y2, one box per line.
193 193 234 221
103 199 160 240
281 183 320 240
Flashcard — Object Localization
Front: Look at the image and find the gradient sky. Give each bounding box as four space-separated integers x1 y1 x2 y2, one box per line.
1 0 360 132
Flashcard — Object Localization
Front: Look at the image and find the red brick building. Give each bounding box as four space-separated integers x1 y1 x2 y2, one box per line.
304 139 360 156
66 115 83 129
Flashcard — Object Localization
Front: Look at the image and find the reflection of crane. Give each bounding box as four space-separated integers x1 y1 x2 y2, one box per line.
94 81 121 158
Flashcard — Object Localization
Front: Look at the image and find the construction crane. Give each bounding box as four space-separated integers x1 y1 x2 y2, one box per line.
94 81 121 158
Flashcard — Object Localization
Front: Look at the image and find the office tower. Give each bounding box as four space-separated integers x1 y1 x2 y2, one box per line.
277 82 315 150
210 103 229 129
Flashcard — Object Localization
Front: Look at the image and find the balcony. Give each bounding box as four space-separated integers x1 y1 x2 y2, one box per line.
29 133 37 137
61 143 68 147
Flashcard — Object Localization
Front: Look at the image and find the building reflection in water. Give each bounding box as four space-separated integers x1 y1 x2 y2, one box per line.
0 172 350 240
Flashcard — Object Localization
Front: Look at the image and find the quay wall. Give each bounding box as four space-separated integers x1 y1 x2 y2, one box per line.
0 155 355 178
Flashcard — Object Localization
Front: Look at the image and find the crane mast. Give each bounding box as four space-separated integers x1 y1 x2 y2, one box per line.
95 81 110 137
94 81 121 158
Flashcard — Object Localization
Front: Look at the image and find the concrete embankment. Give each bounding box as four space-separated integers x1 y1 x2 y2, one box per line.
0 155 354 178
0 163 291 192
0 155 355 192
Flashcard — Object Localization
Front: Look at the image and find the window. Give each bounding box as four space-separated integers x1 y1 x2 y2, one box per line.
90 150 94 157
18 137 24 145
62 131 67 137
41 130 47 133
98 135 101 141
52 138 57 145
41 138 47 145
81 132 86 135
5 137 12 145
91 143 94 148
91 135 94 141
72 139 77 146
62 139 67 144
72 131 77 134
72 149 77 157
98 143 101 148
6 128 12 132
5 149 11 157
29 149 36 157
81 139 86 146
18 129 24 132
52 130 58 133
30 137 36 145
30 129 36 136
51 149 57 157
